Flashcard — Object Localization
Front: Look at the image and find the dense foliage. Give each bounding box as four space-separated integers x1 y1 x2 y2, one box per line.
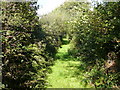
64 1 120 88
1 1 59 89
40 9 69 48
1 0 120 89
43 1 120 88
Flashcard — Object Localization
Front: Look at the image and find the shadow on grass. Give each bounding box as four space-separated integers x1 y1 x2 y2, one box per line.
55 52 77 61
62 39 69 45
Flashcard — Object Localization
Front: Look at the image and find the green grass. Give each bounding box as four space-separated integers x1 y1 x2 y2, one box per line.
47 39 93 88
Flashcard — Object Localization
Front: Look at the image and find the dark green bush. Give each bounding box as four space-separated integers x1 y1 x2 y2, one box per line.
1 2 58 89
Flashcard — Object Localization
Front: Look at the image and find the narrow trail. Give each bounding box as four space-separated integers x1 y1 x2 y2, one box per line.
47 39 91 88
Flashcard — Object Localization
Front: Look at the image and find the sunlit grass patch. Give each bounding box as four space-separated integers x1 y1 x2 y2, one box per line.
47 60 82 88
47 39 93 88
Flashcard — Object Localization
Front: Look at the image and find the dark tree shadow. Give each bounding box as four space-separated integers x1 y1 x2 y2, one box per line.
62 39 69 45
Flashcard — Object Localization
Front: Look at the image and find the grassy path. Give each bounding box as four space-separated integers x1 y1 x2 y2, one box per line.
47 39 92 88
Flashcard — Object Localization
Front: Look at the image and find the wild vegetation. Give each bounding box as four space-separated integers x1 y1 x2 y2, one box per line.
1 1 60 89
1 0 120 89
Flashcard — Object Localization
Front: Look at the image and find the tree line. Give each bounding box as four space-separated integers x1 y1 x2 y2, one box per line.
41 1 120 88
1 1 62 89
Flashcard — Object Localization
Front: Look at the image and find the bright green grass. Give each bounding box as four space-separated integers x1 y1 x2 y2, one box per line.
47 39 93 88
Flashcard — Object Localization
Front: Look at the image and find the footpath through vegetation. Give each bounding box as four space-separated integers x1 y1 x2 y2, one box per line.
2 1 120 89
47 38 92 88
